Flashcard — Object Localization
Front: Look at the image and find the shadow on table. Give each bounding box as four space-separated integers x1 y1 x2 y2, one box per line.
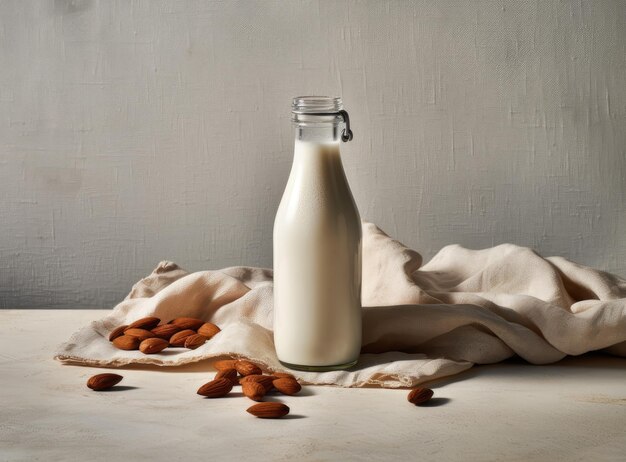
62 352 626 394
426 352 626 388
99 385 140 392
418 397 451 407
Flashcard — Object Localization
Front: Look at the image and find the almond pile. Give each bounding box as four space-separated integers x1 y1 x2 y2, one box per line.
108 316 221 354
96 318 438 416
197 359 302 419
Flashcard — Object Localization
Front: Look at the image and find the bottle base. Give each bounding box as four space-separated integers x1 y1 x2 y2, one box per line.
278 358 358 372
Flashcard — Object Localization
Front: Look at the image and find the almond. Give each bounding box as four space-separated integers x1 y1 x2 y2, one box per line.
215 368 238 385
171 317 205 330
407 387 434 405
184 333 207 350
214 359 237 371
127 316 160 330
169 329 196 347
139 337 169 354
246 402 290 419
240 375 276 392
273 372 296 380
112 335 140 350
87 373 123 391
124 328 156 341
197 378 233 398
151 324 181 340
197 322 221 339
272 378 301 395
235 360 262 377
108 325 128 342
242 381 266 401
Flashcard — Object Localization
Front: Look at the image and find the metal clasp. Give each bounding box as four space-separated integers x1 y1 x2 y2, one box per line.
337 110 353 142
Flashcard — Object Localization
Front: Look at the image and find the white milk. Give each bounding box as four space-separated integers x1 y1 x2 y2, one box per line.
273 139 362 369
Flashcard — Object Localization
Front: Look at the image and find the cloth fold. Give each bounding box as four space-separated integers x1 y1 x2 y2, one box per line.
55 222 626 387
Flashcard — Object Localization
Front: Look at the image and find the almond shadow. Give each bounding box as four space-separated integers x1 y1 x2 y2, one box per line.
201 392 245 399
99 386 140 392
417 397 450 407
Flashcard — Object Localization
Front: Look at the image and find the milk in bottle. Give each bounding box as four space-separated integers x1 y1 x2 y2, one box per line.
273 96 362 371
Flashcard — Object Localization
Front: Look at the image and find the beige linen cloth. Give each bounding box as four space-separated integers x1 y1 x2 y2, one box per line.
55 222 626 387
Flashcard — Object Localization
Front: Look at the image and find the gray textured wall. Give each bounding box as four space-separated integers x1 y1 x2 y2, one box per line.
2 0 625 308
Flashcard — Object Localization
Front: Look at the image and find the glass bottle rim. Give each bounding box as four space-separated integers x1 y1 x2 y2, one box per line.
292 96 343 114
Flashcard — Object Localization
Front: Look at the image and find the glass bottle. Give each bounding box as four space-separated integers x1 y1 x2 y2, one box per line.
273 96 362 371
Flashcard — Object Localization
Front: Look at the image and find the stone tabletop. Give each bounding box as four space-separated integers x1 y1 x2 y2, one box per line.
1 309 625 462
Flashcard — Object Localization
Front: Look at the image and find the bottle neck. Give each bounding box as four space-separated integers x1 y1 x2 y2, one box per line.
294 124 341 144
